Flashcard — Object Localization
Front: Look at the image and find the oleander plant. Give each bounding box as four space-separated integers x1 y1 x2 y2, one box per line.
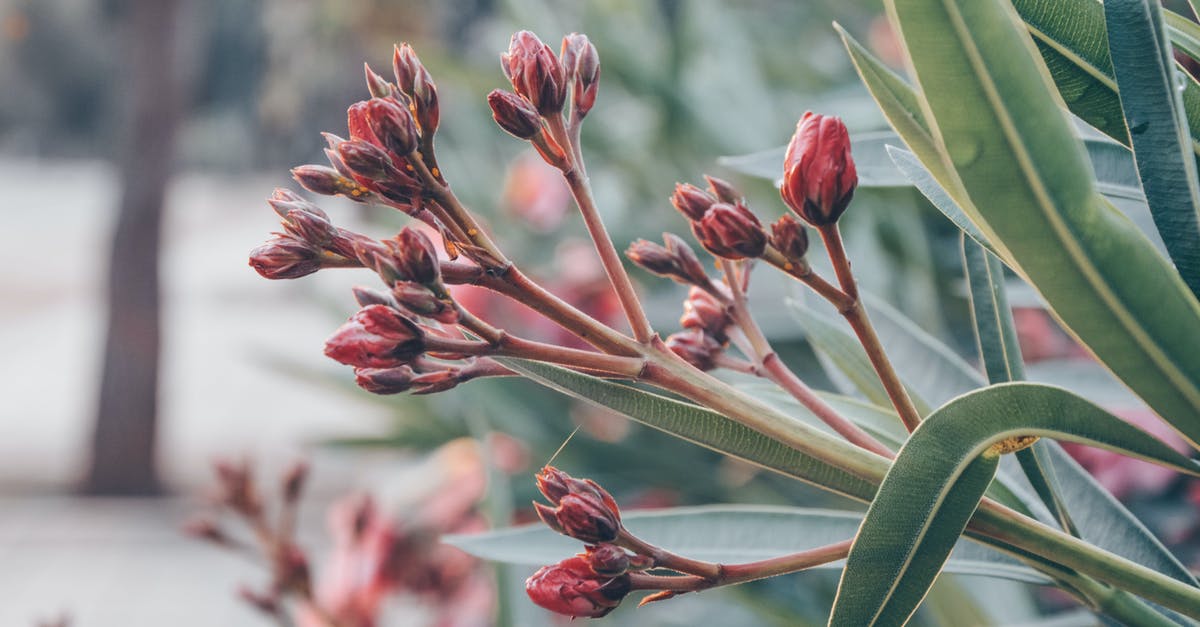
230 0 1200 624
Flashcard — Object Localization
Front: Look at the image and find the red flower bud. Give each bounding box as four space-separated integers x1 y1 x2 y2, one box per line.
249 235 323 280
534 466 622 543
337 139 397 181
282 208 335 247
393 227 441 285
770 214 810 262
354 365 416 394
346 101 380 145
781 111 857 226
666 328 723 371
291 165 369 200
324 305 424 368
693 202 766 259
352 286 395 308
392 43 421 97
366 98 419 157
410 368 461 394
267 188 327 220
363 62 393 98
488 89 543 139
626 233 710 287
670 182 717 221
502 31 567 115
681 287 731 339
392 282 459 324
561 33 600 120
410 67 440 137
585 544 649 577
704 175 742 204
526 555 631 619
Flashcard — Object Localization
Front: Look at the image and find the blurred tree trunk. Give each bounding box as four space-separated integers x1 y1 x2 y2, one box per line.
84 0 181 495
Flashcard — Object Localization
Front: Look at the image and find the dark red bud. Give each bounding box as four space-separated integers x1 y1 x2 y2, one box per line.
681 287 731 339
536 466 573 503
393 43 421 96
561 33 600 120
488 89 542 139
781 111 857 226
670 182 717 221
666 329 723 371
346 101 380 145
366 98 419 157
393 227 441 285
663 233 710 285
282 208 335 246
526 555 631 619
354 365 416 394
503 30 567 115
291 165 367 199
249 235 323 280
411 69 440 137
410 369 461 394
323 304 424 368
352 285 396 308
704 175 742 204
392 282 459 324
694 202 766 259
364 62 393 98
534 466 622 544
770 214 810 261
626 234 710 286
337 139 397 181
584 544 632 577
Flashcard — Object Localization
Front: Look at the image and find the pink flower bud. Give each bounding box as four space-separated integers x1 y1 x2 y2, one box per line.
392 281 459 324
681 287 731 339
670 182 717 221
666 329 723 371
410 369 461 394
393 227 441 285
337 139 397 181
354 365 416 394
704 174 742 204
502 31 567 115
693 202 766 259
533 466 621 544
282 208 335 247
561 33 600 120
249 235 322 280
346 101 381 145
366 98 419 157
525 555 631 618
781 111 857 226
324 305 424 368
291 165 366 199
363 62 393 98
488 89 543 139
770 214 810 261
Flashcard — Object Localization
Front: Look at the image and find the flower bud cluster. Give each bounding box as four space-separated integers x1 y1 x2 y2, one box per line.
670 178 767 260
527 467 661 618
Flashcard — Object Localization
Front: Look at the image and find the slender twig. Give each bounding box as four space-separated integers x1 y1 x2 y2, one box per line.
423 333 645 376
816 225 923 432
717 260 893 458
624 538 854 592
545 114 655 343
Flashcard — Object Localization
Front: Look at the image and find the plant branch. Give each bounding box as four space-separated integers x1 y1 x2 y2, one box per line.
624 538 854 593
545 114 655 343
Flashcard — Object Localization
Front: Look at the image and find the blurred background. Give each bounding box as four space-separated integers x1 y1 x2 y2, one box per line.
3 0 1197 625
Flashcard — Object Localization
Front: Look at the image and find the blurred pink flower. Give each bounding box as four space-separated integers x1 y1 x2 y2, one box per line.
502 152 570 233
1060 409 1188 499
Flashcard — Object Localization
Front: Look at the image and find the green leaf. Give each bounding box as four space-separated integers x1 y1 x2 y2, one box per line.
887 0 1200 448
444 505 1050 585
1165 9 1200 64
830 382 1200 626
888 146 1002 259
1104 0 1200 298
961 238 1025 383
787 299 932 415
495 358 878 502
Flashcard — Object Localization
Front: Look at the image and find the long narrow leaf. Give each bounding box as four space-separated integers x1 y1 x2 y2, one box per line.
888 0 1200 448
830 382 1200 626
496 358 877 502
1104 0 1200 298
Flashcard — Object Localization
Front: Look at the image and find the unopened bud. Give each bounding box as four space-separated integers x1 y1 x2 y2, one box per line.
346 101 380 144
670 182 717 221
393 282 459 324
488 89 542 139
693 202 766 259
666 329 723 371
681 287 731 339
411 69 440 137
561 33 599 120
267 188 327 220
364 62 393 98
704 175 742 204
781 111 857 226
324 304 425 369
352 285 396 308
583 544 634 577
411 369 461 394
282 208 335 246
354 365 416 394
393 43 421 96
291 165 365 198
626 233 710 286
337 139 396 181
249 235 322 280
770 214 810 262
502 31 567 115
393 227 441 285
533 466 621 544
366 98 419 157
526 555 630 618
